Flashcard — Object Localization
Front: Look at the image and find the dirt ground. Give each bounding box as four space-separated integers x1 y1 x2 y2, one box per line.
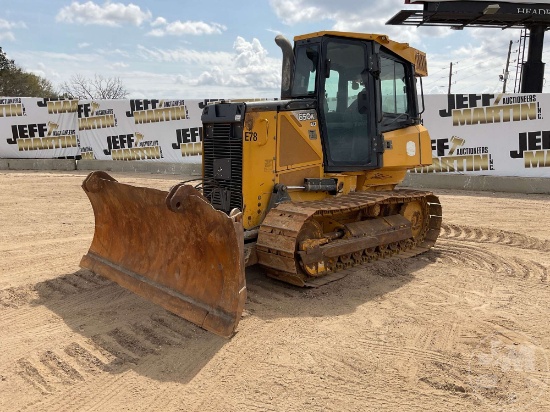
1 170 549 411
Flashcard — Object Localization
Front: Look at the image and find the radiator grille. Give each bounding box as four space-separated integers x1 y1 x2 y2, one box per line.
203 122 243 213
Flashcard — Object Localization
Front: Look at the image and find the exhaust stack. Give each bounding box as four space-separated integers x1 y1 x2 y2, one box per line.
275 35 294 100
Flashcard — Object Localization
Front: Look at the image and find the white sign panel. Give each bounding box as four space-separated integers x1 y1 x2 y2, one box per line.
77 99 205 163
2 95 549 178
417 93 550 177
0 98 79 159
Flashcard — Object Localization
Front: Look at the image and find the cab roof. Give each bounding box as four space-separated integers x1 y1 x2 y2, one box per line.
294 31 428 77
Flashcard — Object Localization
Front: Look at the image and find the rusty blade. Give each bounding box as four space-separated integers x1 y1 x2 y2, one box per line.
80 171 246 338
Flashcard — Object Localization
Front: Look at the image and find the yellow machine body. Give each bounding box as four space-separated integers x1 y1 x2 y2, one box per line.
240 111 433 230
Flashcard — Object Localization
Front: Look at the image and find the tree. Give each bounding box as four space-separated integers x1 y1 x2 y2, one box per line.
0 47 58 98
0 47 17 72
59 74 128 99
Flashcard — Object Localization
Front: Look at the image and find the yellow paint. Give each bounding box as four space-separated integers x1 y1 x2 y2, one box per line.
242 111 278 229
275 110 323 171
381 125 433 170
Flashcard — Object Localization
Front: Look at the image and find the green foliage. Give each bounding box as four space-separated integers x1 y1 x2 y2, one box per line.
0 47 58 98
0 47 17 71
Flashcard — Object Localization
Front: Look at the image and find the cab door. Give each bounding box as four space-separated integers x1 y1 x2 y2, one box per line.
319 38 380 172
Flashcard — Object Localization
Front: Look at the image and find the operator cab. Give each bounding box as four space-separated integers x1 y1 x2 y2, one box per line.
290 33 421 172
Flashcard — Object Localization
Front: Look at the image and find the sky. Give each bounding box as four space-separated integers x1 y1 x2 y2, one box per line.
2 0 550 99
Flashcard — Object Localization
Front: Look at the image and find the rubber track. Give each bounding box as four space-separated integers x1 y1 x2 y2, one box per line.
256 189 442 286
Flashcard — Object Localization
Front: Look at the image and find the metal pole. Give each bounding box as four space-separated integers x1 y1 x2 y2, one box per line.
448 62 453 94
503 40 513 93
521 25 546 93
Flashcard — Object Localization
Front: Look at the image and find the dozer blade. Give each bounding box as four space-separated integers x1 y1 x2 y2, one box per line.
80 171 246 338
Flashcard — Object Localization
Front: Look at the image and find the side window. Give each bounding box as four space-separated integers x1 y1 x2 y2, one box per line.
291 45 319 97
380 56 408 114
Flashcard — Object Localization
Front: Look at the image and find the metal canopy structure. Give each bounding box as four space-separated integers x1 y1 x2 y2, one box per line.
387 1 550 92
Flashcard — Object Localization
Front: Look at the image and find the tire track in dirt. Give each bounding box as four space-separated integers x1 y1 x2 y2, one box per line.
311 351 403 404
15 313 212 397
244 262 410 313
6 269 227 407
440 223 550 252
269 347 469 411
434 240 548 282
17 337 132 397
0 271 122 344
64 342 111 373
17 358 54 395
0 270 111 309
15 314 222 412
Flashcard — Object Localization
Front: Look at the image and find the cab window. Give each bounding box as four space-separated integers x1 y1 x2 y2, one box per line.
291 44 319 97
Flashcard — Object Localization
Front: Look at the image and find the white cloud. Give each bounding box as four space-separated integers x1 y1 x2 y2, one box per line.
78 42 91 48
0 18 27 41
192 37 281 90
10 37 282 98
97 48 130 57
269 0 328 25
147 29 165 37
268 0 447 45
11 50 99 66
0 32 16 42
270 0 410 25
0 18 27 30
56 1 152 27
137 45 232 65
146 18 226 37
137 37 280 93
150 17 167 27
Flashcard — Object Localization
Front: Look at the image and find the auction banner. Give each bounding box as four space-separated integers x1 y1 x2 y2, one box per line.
417 93 550 177
2 95 549 178
0 97 79 158
77 98 205 163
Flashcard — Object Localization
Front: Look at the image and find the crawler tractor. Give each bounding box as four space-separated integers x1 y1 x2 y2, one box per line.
81 31 441 337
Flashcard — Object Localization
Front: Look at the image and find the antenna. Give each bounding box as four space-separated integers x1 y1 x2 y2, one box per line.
502 40 513 93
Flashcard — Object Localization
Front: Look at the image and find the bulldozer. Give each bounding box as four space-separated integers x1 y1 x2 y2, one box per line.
80 31 441 338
